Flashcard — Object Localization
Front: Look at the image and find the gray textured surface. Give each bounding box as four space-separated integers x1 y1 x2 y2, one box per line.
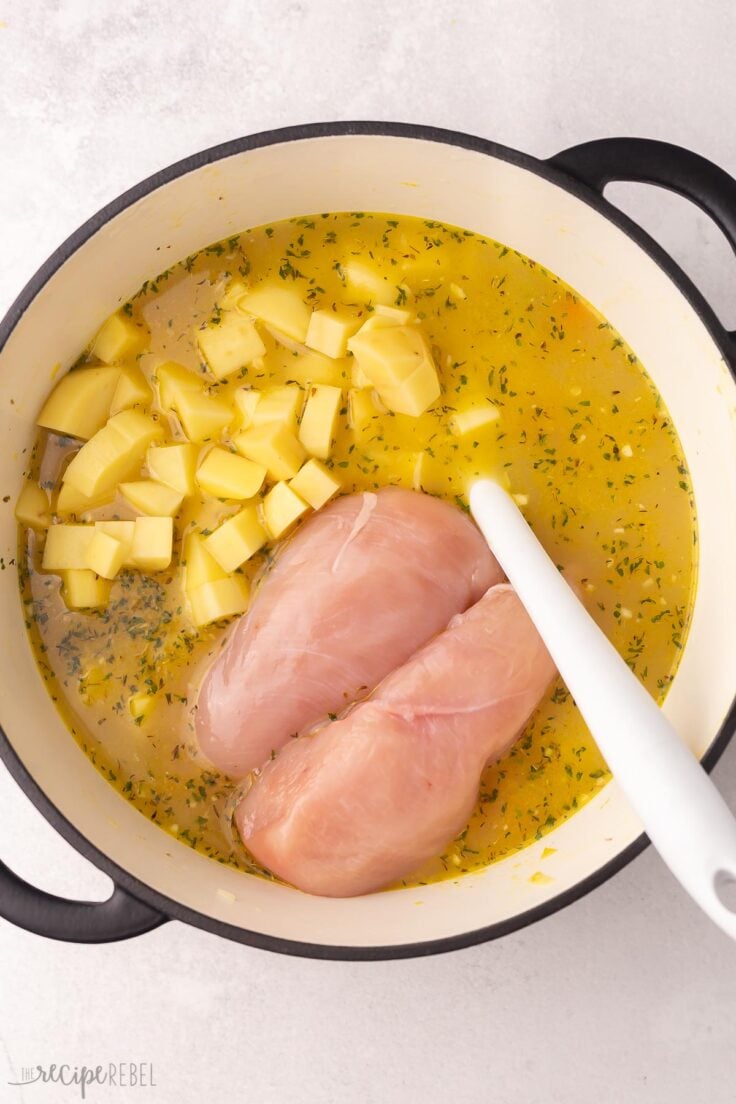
1 2 735 1102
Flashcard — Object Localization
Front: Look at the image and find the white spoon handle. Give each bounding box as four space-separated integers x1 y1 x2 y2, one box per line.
470 479 736 940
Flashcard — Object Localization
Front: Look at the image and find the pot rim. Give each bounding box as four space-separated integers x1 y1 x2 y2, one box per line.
1 119 734 960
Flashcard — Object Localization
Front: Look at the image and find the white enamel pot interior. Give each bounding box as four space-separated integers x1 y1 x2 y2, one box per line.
1 124 735 957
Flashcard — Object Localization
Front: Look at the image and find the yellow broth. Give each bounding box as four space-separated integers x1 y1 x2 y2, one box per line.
19 212 697 887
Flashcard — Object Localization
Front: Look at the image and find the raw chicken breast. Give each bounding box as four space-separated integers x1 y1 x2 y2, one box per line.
236 584 556 897
196 488 501 775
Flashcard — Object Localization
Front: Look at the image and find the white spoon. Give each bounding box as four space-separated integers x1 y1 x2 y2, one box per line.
470 478 736 940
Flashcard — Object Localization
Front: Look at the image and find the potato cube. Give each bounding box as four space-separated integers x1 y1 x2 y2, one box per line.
42 524 95 570
234 422 306 481
155 361 204 410
56 480 114 517
15 483 50 530
289 459 341 510
218 280 250 311
85 530 127 579
380 360 441 418
233 388 261 428
240 285 311 342
450 406 500 436
62 410 164 497
262 481 309 539
181 532 227 591
354 314 405 337
146 442 199 495
175 389 233 442
188 576 249 627
61 569 111 609
196 448 266 500
348 325 435 391
94 520 135 565
276 348 348 388
120 480 184 517
298 384 342 460
203 505 268 572
110 365 151 415
305 310 362 359
37 366 121 440
348 388 378 431
343 261 395 306
130 516 173 571
129 692 156 722
252 385 303 430
91 312 148 364
197 313 266 381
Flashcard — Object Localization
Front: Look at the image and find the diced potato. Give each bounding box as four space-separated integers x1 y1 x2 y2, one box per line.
349 326 440 417
119 480 184 517
181 532 227 591
380 360 441 418
155 361 204 410
262 481 309 539
188 576 249 627
348 324 434 390
56 480 114 517
354 313 406 337
289 459 341 510
305 309 362 359
91 312 148 364
234 422 306 481
95 519 136 543
85 530 127 579
146 442 199 495
343 261 395 306
130 516 173 571
249 385 302 431
197 313 266 381
36 366 121 440
62 410 164 497
232 388 261 428
61 569 111 609
348 388 378 431
15 483 50 530
277 348 348 388
175 389 233 442
374 304 414 324
240 285 311 343
196 448 266 500
110 365 151 415
218 280 250 311
203 505 268 572
42 524 95 570
298 384 342 460
129 692 156 721
450 405 500 436
95 520 135 565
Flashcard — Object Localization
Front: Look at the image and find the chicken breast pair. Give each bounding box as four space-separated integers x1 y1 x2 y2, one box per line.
196 488 555 897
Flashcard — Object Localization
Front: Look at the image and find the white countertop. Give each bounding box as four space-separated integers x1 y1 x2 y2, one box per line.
1 2 735 1101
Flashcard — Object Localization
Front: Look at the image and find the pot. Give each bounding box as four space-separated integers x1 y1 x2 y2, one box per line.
1 123 735 959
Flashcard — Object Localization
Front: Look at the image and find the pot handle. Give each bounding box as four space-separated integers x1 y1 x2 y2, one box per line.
0 858 167 943
547 137 736 352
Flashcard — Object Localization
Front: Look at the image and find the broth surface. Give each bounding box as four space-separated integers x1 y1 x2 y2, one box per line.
20 212 697 886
